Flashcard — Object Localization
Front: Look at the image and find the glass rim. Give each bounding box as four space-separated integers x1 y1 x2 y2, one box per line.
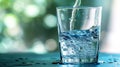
56 6 102 9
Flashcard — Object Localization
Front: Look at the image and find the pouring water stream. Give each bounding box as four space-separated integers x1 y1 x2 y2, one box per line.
70 0 81 30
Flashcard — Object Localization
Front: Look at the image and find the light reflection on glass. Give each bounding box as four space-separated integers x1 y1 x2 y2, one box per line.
59 64 98 67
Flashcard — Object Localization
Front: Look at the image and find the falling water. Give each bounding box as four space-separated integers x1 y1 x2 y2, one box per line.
70 0 81 30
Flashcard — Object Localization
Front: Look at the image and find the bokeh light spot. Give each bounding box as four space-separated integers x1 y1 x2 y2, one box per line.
13 0 27 13
0 38 26 53
44 14 57 28
24 4 40 17
6 26 22 37
0 9 5 20
34 0 47 7
45 39 57 51
32 41 47 54
4 14 18 28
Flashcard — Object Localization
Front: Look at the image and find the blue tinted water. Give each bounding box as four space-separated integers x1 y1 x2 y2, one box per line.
59 26 100 61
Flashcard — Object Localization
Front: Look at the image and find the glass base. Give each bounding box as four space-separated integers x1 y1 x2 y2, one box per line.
61 57 98 64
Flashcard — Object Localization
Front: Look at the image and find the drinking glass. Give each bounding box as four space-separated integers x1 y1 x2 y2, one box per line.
57 6 102 64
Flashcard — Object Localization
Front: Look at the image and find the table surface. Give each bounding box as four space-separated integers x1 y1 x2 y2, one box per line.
0 52 120 67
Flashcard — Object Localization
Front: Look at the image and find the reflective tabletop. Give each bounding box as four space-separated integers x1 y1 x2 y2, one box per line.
0 52 120 67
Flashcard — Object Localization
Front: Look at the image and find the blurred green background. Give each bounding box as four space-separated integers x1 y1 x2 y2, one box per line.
0 0 111 54
0 0 75 53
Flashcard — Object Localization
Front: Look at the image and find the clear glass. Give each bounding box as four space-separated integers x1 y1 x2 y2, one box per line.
56 6 102 64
